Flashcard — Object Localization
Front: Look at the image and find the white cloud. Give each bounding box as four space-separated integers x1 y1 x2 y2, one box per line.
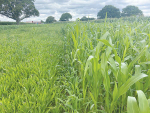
0 0 150 22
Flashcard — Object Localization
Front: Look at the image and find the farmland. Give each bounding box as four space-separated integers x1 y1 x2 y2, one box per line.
0 17 150 112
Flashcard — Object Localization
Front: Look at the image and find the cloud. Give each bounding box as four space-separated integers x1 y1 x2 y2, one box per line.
0 0 150 22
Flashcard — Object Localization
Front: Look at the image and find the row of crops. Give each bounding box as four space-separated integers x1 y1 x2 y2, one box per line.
94 16 150 23
62 18 150 112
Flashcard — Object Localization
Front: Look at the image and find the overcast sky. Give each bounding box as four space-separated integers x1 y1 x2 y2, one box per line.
0 0 150 22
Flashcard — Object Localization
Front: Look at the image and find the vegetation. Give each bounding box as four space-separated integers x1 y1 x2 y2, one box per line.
62 17 150 112
0 23 64 112
121 5 143 17
127 90 150 113
46 16 56 23
0 17 150 112
41 20 45 24
97 5 120 19
0 0 39 25
60 13 72 21
80 16 95 21
0 22 31 25
95 16 150 23
0 2 144 25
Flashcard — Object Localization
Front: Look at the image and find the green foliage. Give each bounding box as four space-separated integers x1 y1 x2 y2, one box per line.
80 16 95 21
0 22 30 25
0 0 39 25
46 16 56 23
97 5 120 19
127 90 150 113
121 5 143 17
0 23 64 112
95 16 150 23
63 17 150 112
41 20 45 23
60 13 72 21
0 17 150 113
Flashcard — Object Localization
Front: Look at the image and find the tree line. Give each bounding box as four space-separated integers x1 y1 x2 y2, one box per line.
46 5 143 23
0 0 143 24
97 5 143 19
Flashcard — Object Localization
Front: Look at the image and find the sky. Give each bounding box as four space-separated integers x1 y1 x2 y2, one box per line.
0 0 150 22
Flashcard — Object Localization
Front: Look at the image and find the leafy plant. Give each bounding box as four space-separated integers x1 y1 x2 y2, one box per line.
127 90 150 113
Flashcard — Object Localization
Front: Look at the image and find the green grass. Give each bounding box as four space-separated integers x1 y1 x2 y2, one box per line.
0 22 32 25
0 24 65 112
0 17 150 113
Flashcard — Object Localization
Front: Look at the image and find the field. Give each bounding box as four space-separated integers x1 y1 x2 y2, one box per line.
0 24 64 112
0 17 150 113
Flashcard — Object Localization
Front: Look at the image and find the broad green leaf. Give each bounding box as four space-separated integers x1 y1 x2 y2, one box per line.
121 62 128 84
113 82 118 102
148 99 150 108
106 46 112 57
139 61 150 65
94 32 109 57
124 55 132 62
127 96 140 113
72 32 78 50
112 48 122 67
137 90 150 113
135 65 143 90
119 73 147 96
123 47 127 61
97 39 113 47
97 38 121 65
128 46 148 72
127 33 133 47
84 55 94 77
108 57 118 80
101 53 110 91
89 92 97 109
135 65 141 75
72 49 80 63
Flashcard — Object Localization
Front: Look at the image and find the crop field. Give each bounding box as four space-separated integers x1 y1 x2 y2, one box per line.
0 18 150 113
0 24 64 112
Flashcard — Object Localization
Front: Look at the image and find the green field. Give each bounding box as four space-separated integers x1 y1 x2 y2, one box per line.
0 18 150 113
0 24 64 112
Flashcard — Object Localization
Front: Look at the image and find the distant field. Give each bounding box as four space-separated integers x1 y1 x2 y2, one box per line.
0 22 32 25
0 18 150 112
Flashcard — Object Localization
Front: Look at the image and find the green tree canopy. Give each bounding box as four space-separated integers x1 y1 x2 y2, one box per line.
97 5 120 19
121 5 143 17
46 16 56 23
80 16 95 21
60 13 72 21
41 20 45 23
80 16 87 21
0 0 39 25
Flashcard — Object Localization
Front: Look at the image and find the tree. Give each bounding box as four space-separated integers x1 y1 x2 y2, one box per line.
80 16 95 21
97 5 120 19
60 13 72 21
80 16 88 21
0 0 39 25
41 20 45 23
46 16 56 23
121 5 143 17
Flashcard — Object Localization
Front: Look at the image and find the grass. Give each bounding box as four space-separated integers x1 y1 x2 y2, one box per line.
0 22 32 25
0 17 150 113
0 24 65 112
